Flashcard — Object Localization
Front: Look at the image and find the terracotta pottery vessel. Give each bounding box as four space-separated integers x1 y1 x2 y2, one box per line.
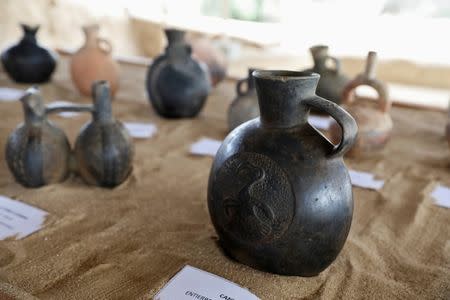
330 51 392 157
1 24 57 83
70 25 120 97
305 45 349 105
208 70 358 276
74 81 133 187
228 68 259 131
5 87 70 187
146 29 211 118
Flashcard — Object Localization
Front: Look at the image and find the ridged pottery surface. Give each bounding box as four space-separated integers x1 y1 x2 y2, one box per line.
70 25 119 97
6 87 70 187
74 81 133 187
208 70 358 276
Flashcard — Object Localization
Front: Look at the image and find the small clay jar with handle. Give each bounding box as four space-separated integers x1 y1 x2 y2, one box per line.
74 81 133 187
306 45 349 105
227 68 259 131
330 51 392 156
70 24 120 97
5 87 71 187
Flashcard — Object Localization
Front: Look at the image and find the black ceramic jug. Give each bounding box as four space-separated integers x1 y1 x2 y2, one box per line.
74 81 134 187
305 45 349 105
1 24 57 83
228 68 259 131
208 70 358 276
146 29 211 118
5 87 71 187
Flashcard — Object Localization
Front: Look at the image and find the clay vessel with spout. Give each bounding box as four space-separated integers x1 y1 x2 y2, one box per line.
5 87 70 187
74 81 133 187
330 51 392 156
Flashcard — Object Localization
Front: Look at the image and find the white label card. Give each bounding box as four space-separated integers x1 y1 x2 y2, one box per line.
190 138 222 157
308 115 333 130
47 100 81 118
154 265 260 300
0 195 48 240
0 87 24 102
430 185 450 208
124 122 157 139
349 170 384 190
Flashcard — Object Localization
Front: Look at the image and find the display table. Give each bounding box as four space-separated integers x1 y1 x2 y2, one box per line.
0 59 449 299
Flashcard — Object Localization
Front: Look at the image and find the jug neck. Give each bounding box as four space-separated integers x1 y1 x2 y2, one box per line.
83 24 100 47
310 45 329 70
91 81 114 123
21 24 39 44
253 70 319 128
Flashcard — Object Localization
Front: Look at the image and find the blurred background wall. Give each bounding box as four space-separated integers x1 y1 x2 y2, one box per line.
1 0 450 90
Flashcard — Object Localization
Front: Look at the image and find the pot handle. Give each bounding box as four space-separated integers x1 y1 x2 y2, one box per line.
304 96 358 158
97 38 112 54
341 51 391 113
326 56 341 73
236 78 248 96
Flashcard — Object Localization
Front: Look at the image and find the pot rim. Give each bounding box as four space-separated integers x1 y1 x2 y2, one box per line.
252 70 320 81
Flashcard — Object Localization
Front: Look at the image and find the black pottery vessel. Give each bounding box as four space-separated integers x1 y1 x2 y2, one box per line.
146 29 211 118
228 68 259 131
208 70 358 276
74 81 134 187
305 45 349 105
1 24 57 83
6 87 70 187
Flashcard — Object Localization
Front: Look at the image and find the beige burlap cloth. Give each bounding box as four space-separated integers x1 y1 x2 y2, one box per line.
0 59 449 299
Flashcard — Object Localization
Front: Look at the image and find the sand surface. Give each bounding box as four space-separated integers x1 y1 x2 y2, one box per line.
0 58 449 299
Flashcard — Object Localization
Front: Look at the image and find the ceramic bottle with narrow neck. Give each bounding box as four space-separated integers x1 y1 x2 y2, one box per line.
146 29 211 118
306 45 349 105
1 24 57 83
74 81 133 187
6 87 70 187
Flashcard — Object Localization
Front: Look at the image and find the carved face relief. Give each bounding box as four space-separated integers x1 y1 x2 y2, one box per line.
212 152 295 244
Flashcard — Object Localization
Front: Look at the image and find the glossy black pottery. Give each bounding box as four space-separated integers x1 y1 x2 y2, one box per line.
305 45 349 105
208 70 358 276
5 87 70 187
146 29 211 118
74 81 134 187
228 68 259 131
1 24 57 83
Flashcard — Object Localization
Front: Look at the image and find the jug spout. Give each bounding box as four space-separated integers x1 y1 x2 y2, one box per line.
253 70 320 128
92 80 113 122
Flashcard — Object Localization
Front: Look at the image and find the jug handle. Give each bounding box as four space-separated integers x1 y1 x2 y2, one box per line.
236 78 248 96
304 96 358 158
97 38 112 54
326 56 341 73
341 75 391 113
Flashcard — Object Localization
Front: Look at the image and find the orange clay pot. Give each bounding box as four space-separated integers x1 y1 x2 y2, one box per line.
70 24 119 97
